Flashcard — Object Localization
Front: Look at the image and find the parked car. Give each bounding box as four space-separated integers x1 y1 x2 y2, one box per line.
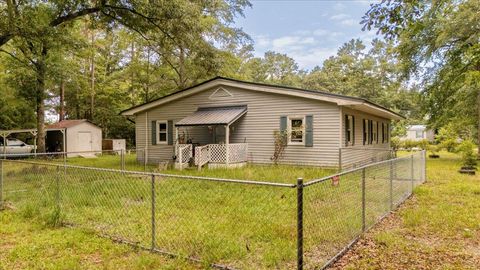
0 138 36 155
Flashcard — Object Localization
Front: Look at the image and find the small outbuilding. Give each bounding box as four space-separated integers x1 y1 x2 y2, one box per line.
47 120 102 157
401 125 435 142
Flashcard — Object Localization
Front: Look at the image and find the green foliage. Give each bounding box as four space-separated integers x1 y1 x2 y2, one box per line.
457 140 477 169
390 137 402 151
402 139 417 151
42 206 64 228
417 139 429 150
303 39 421 119
363 0 480 152
436 124 460 152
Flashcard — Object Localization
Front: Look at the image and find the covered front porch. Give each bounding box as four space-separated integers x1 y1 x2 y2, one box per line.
174 106 248 170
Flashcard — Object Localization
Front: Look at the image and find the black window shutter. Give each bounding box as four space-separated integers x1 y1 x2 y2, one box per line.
352 116 355 146
369 120 373 144
151 121 157 145
167 120 174 145
305 115 313 147
280 116 287 144
362 119 366 145
344 115 349 146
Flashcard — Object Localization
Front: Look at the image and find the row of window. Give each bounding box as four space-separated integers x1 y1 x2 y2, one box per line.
345 115 389 146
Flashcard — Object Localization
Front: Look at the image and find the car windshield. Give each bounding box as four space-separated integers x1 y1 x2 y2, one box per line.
7 139 25 146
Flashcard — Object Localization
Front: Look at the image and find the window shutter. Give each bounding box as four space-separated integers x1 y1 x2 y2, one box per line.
167 120 173 145
344 115 348 146
151 121 157 145
352 116 355 146
381 123 384 143
280 116 287 144
362 119 366 145
369 120 373 144
305 115 313 147
280 116 287 133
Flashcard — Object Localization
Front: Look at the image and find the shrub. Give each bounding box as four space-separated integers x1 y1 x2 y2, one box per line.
390 137 402 152
271 130 288 165
403 139 417 151
417 139 429 150
428 144 439 155
457 140 477 169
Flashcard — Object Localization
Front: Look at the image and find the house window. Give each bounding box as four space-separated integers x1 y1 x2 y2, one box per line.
372 121 378 144
289 117 305 144
415 130 424 139
345 115 354 146
156 120 168 144
363 119 371 145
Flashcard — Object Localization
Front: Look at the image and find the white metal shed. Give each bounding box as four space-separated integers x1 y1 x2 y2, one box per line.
47 120 102 157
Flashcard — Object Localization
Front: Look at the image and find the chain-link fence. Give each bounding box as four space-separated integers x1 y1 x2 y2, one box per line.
0 149 154 172
339 147 395 172
0 151 426 269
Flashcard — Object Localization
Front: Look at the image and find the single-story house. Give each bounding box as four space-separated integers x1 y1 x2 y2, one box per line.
121 77 404 168
401 125 435 142
46 120 102 157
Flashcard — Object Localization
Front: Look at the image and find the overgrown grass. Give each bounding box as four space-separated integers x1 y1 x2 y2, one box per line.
0 210 199 270
331 151 480 270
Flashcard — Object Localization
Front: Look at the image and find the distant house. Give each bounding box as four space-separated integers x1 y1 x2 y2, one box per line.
402 125 435 142
46 120 102 157
121 77 404 168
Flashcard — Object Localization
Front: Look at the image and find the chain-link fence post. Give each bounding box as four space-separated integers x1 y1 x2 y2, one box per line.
144 150 147 172
297 178 304 270
389 159 393 211
361 168 366 232
411 154 414 192
0 159 3 210
151 174 156 251
121 149 125 171
423 150 427 182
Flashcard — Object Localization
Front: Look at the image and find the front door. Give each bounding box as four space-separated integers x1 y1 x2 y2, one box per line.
78 132 93 151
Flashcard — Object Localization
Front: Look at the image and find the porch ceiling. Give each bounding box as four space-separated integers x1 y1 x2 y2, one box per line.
175 105 247 127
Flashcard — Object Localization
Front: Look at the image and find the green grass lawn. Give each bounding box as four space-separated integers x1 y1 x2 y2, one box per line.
330 151 480 270
0 152 425 269
0 210 199 270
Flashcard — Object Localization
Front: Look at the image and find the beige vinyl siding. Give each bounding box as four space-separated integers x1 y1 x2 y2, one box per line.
340 107 391 168
135 85 341 167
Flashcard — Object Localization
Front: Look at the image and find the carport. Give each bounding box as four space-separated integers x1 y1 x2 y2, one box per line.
0 127 66 156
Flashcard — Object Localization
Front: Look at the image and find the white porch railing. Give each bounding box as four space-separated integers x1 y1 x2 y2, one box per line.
194 145 210 169
176 144 193 169
194 143 248 168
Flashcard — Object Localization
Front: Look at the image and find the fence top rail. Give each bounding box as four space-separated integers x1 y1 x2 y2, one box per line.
339 147 394 151
0 149 130 157
304 151 424 187
1 159 296 188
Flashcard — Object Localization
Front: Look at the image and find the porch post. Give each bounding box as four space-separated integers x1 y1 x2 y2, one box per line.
31 131 37 155
225 125 230 165
1 133 6 158
175 127 179 157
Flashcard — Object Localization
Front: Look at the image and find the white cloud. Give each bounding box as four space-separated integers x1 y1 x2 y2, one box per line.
341 19 358 26
330 13 349 20
251 31 340 69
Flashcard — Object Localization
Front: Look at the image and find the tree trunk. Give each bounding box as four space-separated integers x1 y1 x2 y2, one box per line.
35 45 48 153
89 30 95 121
59 79 65 121
477 87 480 158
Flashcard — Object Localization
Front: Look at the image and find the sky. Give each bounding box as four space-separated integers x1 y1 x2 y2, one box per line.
234 0 378 70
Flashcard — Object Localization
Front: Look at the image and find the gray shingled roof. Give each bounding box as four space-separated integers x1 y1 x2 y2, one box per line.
175 106 247 127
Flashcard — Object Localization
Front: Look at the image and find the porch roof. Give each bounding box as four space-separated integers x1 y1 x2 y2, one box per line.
175 105 247 127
